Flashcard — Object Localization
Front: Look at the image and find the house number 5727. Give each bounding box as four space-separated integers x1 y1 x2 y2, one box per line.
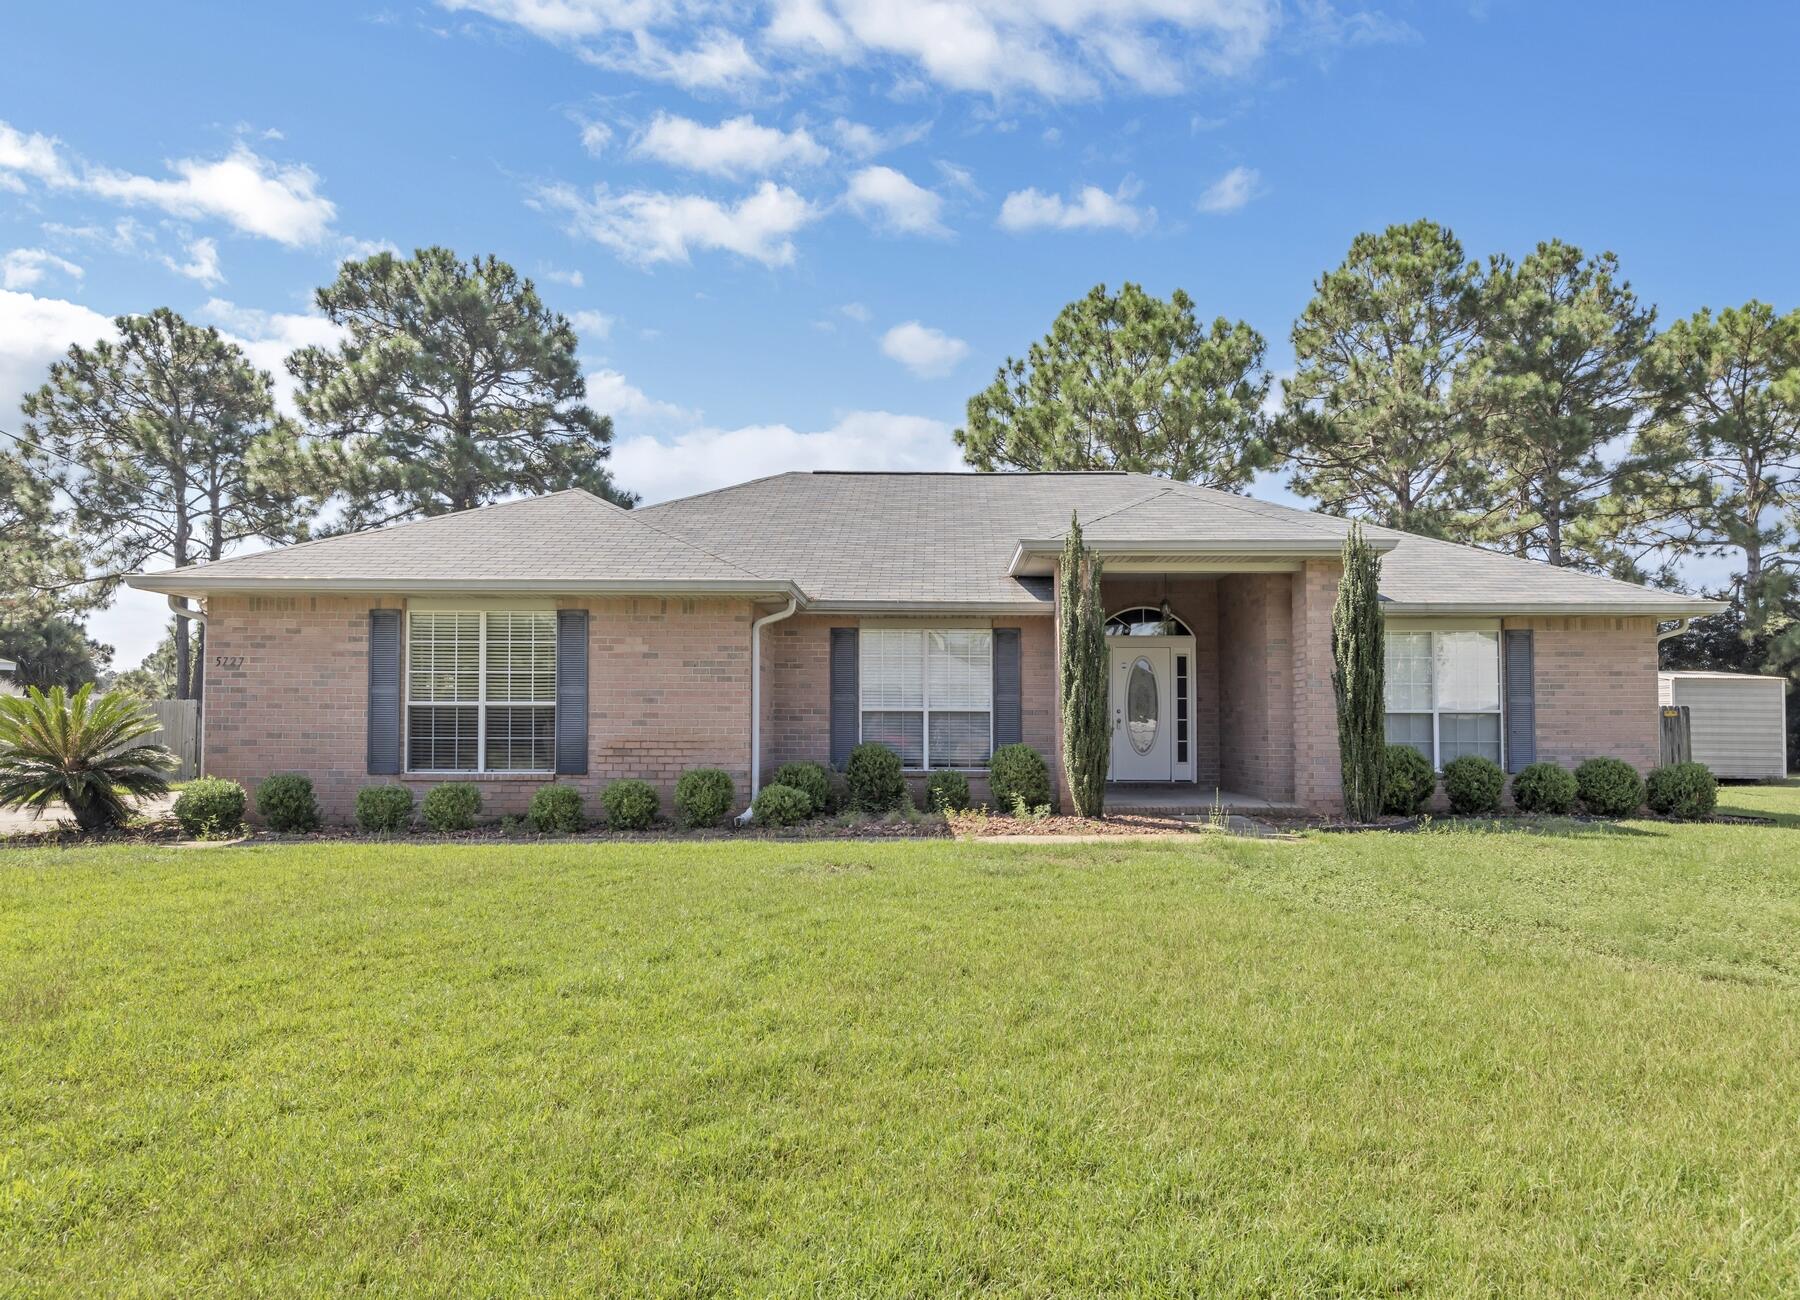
213 655 245 670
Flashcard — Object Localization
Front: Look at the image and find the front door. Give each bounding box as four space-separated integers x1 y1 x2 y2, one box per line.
1109 645 1173 780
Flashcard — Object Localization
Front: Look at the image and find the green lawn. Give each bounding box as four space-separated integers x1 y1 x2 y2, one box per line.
4 785 1800 1296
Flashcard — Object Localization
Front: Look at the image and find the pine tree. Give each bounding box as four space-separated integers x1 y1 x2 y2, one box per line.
958 283 1272 489
1332 523 1386 821
289 247 633 530
1059 512 1109 817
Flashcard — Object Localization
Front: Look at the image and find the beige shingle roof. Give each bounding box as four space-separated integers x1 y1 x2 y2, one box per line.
128 471 1721 618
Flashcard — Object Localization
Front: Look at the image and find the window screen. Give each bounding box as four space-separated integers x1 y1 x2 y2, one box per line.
406 611 557 772
1383 628 1502 770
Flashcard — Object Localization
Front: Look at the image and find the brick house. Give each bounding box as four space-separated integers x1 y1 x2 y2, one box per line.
125 472 1720 820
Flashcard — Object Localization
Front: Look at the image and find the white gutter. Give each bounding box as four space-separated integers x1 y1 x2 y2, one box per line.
125 574 808 600
1656 617 1696 643
1380 600 1725 619
167 593 207 627
735 595 799 824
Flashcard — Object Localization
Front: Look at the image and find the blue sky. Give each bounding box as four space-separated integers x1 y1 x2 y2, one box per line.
3 0 1797 666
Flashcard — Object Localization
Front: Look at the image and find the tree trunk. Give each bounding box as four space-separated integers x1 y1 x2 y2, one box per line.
173 615 192 702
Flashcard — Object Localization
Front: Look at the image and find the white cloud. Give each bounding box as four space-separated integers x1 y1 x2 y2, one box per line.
585 367 695 429
537 179 819 267
0 289 115 428
880 320 968 378
844 165 947 237
1197 164 1263 213
997 182 1149 232
633 112 827 177
840 301 871 322
831 116 932 159
83 145 336 247
569 308 613 338
0 122 70 185
577 119 613 155
612 408 962 503
162 237 225 286
199 297 345 414
441 0 1283 99
543 266 585 287
0 248 83 291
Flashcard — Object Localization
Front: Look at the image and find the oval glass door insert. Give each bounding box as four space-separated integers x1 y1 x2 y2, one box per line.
1127 657 1158 754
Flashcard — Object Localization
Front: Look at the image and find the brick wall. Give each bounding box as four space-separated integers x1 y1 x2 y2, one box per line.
1216 573 1295 802
203 593 756 822
1290 559 1345 814
1507 615 1660 771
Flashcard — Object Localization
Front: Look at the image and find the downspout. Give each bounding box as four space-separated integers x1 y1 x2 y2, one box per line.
168 594 208 778
735 595 799 824
1656 617 1693 644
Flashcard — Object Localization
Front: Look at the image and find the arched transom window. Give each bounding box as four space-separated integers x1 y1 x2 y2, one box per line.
1104 606 1192 638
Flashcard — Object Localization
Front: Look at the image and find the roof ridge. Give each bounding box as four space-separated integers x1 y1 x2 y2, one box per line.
607 493 772 582
639 469 807 512
1060 485 1182 533
1160 479 1350 538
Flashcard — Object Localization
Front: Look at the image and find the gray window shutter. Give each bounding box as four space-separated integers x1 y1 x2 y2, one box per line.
1503 629 1535 772
555 609 589 775
992 628 1022 749
367 609 402 774
829 628 859 770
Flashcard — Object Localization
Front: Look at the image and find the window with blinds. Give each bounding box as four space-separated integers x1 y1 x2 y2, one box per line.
406 611 557 772
860 628 993 769
1383 629 1502 769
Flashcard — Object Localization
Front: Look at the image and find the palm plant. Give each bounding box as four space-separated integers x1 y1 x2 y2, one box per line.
0 684 177 832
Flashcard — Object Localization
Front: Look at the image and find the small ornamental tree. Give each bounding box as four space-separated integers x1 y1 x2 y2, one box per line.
1058 512 1108 817
1332 522 1386 821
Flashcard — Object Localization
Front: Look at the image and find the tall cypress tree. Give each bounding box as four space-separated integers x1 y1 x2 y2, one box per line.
1332 523 1386 820
1059 512 1109 817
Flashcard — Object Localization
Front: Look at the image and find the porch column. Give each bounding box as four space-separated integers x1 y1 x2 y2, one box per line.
1291 558 1345 814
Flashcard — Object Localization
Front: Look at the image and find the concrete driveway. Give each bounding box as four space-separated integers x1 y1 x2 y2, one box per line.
0 793 177 838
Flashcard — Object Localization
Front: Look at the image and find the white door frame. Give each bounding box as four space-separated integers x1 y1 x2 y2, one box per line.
1106 635 1194 781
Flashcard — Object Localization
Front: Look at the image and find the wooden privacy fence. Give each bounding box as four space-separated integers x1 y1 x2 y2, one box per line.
1659 705 1692 766
144 699 199 779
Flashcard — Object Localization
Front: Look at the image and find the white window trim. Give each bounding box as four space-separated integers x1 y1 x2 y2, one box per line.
405 609 557 776
1385 628 1505 772
858 628 995 771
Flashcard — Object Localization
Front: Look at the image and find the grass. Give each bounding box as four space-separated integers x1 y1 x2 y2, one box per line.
3 784 1799 1296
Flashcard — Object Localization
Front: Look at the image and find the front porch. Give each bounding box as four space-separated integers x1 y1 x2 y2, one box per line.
1104 782 1305 817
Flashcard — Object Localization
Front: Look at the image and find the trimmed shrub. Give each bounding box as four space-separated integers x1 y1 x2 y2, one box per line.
752 783 812 827
1645 762 1718 820
989 743 1052 815
674 767 735 827
1382 745 1434 816
926 769 972 813
772 760 831 815
1575 757 1644 817
527 784 585 833
421 781 481 832
173 777 247 838
600 779 659 831
355 783 414 833
1511 762 1577 815
845 741 905 813
1442 754 1504 816
256 773 320 833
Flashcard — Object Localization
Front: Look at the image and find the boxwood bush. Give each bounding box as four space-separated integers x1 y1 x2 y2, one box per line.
1645 761 1718 820
421 781 481 832
1575 757 1644 817
1381 745 1434 816
173 777 247 838
1510 761 1578 815
600 779 659 831
674 767 735 827
926 769 972 813
845 741 905 813
1442 754 1505 816
752 783 812 827
989 743 1052 815
527 784 585 833
772 760 831 815
354 783 414 833
255 773 320 833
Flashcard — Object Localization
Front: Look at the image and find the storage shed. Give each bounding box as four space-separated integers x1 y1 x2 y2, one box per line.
1658 671 1789 780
